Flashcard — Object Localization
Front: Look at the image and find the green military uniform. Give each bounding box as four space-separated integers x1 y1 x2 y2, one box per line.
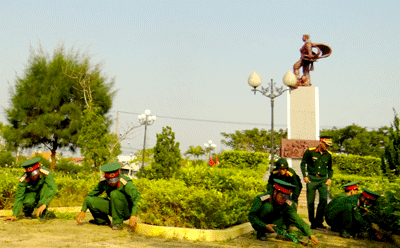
325 188 380 238
325 181 359 224
301 146 333 227
12 157 56 217
267 158 303 205
81 163 141 228
249 179 313 240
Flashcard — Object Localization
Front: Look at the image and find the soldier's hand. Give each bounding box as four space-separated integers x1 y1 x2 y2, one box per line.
304 177 311 183
76 211 85 224
310 235 319 245
4 216 17 221
36 204 47 217
325 179 332 186
265 224 276 233
129 216 137 229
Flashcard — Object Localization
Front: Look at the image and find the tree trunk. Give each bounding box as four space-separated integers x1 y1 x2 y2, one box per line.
50 149 57 171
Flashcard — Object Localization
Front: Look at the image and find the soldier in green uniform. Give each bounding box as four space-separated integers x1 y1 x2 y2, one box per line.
325 188 381 238
324 181 359 232
4 157 56 221
76 162 141 230
301 136 333 229
248 179 319 245
267 158 303 209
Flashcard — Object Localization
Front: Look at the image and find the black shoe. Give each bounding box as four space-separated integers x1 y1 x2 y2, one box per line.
89 219 111 226
311 223 326 229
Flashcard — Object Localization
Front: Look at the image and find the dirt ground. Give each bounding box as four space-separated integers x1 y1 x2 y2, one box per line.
0 207 398 248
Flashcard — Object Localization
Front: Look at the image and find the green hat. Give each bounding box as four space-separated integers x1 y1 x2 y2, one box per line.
343 181 358 191
22 157 41 177
362 188 380 201
101 162 121 173
101 162 121 184
275 158 289 169
273 179 295 200
21 157 41 168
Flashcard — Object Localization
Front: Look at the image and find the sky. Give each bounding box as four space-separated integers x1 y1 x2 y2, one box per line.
1 0 399 158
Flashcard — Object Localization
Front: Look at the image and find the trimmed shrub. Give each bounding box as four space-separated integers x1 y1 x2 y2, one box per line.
332 154 381 177
218 150 270 171
175 165 266 192
136 178 265 229
51 174 99 207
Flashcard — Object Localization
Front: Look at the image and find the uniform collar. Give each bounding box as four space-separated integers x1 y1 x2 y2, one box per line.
315 146 328 154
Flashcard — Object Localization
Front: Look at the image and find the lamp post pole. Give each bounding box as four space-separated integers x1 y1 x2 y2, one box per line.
248 71 297 171
138 109 156 178
204 140 216 164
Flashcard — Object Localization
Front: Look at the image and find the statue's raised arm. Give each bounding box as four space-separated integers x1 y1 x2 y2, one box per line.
292 34 331 89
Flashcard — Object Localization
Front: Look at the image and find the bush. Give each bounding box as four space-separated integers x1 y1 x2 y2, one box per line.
175 165 266 192
51 174 99 207
374 185 400 235
0 151 16 168
218 151 270 171
332 154 382 177
0 170 19 209
54 158 90 177
136 177 265 229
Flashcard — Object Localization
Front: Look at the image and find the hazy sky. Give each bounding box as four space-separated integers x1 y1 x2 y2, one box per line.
1 1 399 157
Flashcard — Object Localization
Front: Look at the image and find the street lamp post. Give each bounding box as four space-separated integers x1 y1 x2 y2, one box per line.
204 140 216 164
138 109 156 178
247 71 297 171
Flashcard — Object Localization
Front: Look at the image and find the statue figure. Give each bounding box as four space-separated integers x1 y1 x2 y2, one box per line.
292 34 331 89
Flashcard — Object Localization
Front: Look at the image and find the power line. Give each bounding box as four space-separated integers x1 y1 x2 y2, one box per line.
116 110 384 130
116 111 281 127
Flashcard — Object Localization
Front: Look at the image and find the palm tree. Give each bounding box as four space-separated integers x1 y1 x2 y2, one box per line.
184 146 205 164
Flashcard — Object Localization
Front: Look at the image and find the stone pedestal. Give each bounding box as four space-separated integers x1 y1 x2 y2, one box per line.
286 86 319 171
280 87 320 207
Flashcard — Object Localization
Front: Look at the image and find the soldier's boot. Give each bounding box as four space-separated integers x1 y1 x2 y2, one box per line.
256 231 267 241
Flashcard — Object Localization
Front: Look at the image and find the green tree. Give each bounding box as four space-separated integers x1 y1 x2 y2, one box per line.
146 126 182 179
77 107 112 171
184 146 205 164
4 45 114 170
381 110 400 179
221 128 287 152
131 148 154 167
321 124 389 157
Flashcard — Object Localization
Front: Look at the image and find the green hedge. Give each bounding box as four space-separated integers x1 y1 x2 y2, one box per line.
136 177 265 229
332 154 382 177
218 150 269 171
175 165 265 192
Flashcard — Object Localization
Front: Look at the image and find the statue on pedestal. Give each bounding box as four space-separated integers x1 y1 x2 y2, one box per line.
292 34 331 89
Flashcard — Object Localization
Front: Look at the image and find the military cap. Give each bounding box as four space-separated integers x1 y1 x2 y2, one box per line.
21 157 41 177
275 158 289 170
101 162 121 184
362 188 381 201
320 136 332 146
343 181 359 191
273 179 295 200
